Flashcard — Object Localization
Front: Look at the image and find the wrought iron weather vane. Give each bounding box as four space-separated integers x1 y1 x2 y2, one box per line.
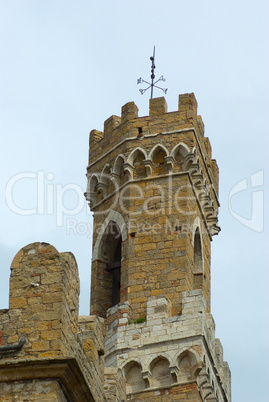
137 46 168 99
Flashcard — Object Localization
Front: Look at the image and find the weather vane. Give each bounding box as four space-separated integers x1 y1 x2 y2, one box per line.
137 46 167 99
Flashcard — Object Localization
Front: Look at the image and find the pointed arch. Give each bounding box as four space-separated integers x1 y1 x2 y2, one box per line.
149 355 173 388
124 360 146 394
171 142 190 160
85 174 99 207
192 217 204 275
92 210 127 261
90 211 128 317
112 154 126 176
127 147 147 166
87 173 99 193
178 350 200 382
100 163 116 195
91 219 123 316
148 143 169 161
149 144 169 176
112 154 128 185
100 164 111 185
127 147 147 179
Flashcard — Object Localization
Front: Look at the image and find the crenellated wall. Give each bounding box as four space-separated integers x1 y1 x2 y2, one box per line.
86 94 221 322
86 94 231 401
0 242 125 402
104 290 231 401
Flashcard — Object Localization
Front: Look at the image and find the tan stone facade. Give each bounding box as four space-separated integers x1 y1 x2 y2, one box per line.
0 93 230 401
0 242 125 401
86 94 231 401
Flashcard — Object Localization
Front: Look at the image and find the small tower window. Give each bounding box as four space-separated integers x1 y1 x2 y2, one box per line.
193 227 203 274
93 221 122 317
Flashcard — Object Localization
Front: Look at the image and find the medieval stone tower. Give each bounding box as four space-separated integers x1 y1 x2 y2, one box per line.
0 93 231 401
85 94 231 401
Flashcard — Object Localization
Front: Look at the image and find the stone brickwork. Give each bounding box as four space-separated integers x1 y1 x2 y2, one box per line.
86 94 231 401
0 93 231 401
105 291 230 401
0 242 124 401
86 94 220 322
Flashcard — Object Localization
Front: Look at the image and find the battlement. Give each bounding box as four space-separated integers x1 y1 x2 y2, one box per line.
89 94 207 162
0 242 118 401
104 291 231 401
88 94 219 202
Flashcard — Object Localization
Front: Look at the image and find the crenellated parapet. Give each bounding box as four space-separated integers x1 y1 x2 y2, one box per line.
0 243 122 402
86 94 220 239
86 93 231 401
104 291 231 401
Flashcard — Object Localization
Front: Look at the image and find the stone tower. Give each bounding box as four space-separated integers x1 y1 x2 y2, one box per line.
85 94 231 401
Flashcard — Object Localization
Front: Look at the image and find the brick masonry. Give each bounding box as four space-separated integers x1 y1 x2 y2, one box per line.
0 242 125 401
0 94 231 401
86 94 231 401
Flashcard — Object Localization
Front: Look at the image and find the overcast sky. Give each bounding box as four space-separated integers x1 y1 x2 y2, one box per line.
0 1 268 400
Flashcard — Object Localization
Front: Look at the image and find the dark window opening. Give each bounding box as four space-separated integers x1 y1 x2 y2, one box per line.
102 221 122 309
193 228 203 274
111 237 121 306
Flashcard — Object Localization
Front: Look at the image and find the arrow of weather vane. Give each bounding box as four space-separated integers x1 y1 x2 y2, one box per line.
137 46 168 99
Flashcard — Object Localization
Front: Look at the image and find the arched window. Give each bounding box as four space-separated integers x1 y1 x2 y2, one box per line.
193 227 203 274
149 145 168 176
91 221 122 317
113 155 127 186
193 227 203 290
102 221 122 308
124 361 145 394
132 150 147 179
150 356 173 388
171 143 190 171
178 350 198 382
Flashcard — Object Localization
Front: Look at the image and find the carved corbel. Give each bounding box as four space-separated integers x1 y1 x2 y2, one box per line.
84 191 97 208
96 182 108 198
190 361 203 379
199 192 211 206
123 162 135 181
143 159 153 177
197 366 209 389
203 203 215 215
192 169 204 189
209 224 221 236
110 172 120 188
201 384 216 401
164 155 176 174
182 152 196 171
141 370 151 388
169 365 179 383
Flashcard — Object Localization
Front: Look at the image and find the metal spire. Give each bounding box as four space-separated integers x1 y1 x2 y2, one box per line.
137 46 168 99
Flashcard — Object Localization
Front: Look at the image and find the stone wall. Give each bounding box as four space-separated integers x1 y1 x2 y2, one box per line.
0 242 125 402
0 379 67 402
86 94 220 322
104 290 231 401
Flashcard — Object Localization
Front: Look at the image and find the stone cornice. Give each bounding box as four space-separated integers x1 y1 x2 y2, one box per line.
0 357 95 402
87 127 219 206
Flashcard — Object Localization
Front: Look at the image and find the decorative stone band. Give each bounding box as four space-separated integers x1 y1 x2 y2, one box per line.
0 358 95 402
